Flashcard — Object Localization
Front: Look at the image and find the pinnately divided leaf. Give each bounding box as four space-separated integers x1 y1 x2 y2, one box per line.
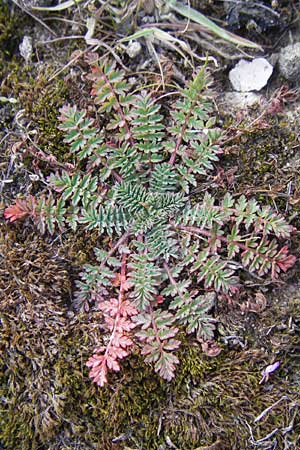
134 308 180 381
129 255 162 310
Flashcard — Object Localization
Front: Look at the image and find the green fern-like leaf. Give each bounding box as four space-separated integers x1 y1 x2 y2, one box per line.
79 202 130 235
89 62 133 113
131 94 165 157
49 172 98 206
134 308 180 381
170 293 216 341
146 223 179 260
149 163 179 193
129 254 162 310
59 105 103 160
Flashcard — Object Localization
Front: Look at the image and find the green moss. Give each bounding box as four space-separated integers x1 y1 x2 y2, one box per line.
0 4 27 69
2 61 70 161
219 116 300 240
0 25 72 164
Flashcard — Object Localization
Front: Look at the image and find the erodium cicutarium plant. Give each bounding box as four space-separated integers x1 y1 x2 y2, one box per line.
5 61 296 386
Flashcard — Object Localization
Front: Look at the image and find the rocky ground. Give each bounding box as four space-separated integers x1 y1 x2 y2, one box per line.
0 1 299 449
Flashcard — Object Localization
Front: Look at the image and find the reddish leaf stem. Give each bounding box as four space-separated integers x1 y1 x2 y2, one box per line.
168 113 191 165
163 261 176 286
174 224 293 271
103 252 127 354
99 230 131 271
101 71 135 148
168 86 205 165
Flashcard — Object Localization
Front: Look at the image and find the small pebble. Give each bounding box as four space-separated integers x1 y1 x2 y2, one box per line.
229 58 273 92
279 43 300 82
19 36 33 63
126 41 142 59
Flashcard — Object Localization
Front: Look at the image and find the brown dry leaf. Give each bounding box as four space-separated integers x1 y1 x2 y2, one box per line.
201 340 222 357
255 292 267 310
240 292 267 313
289 196 300 205
11 140 24 153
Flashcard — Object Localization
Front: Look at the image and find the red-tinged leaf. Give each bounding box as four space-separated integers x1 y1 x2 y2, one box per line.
277 254 296 272
122 279 133 292
109 345 129 360
112 333 133 348
99 298 137 319
141 343 157 356
86 354 108 386
88 362 104 378
93 346 106 354
132 313 152 329
155 351 179 381
115 316 136 332
104 316 115 331
145 349 161 365
90 365 108 387
86 353 104 368
201 340 222 357
162 338 181 351
157 327 179 341
4 196 36 222
134 329 151 341
119 300 138 317
272 246 297 278
106 354 121 371
99 298 119 316
4 204 28 222
58 104 75 122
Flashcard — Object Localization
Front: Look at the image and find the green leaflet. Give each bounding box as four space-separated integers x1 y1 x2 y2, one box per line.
129 255 162 311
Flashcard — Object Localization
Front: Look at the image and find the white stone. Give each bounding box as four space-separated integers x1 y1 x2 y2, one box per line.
229 58 273 92
19 36 33 63
126 41 142 59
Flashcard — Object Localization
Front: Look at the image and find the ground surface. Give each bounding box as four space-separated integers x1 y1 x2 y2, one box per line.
0 1 300 449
